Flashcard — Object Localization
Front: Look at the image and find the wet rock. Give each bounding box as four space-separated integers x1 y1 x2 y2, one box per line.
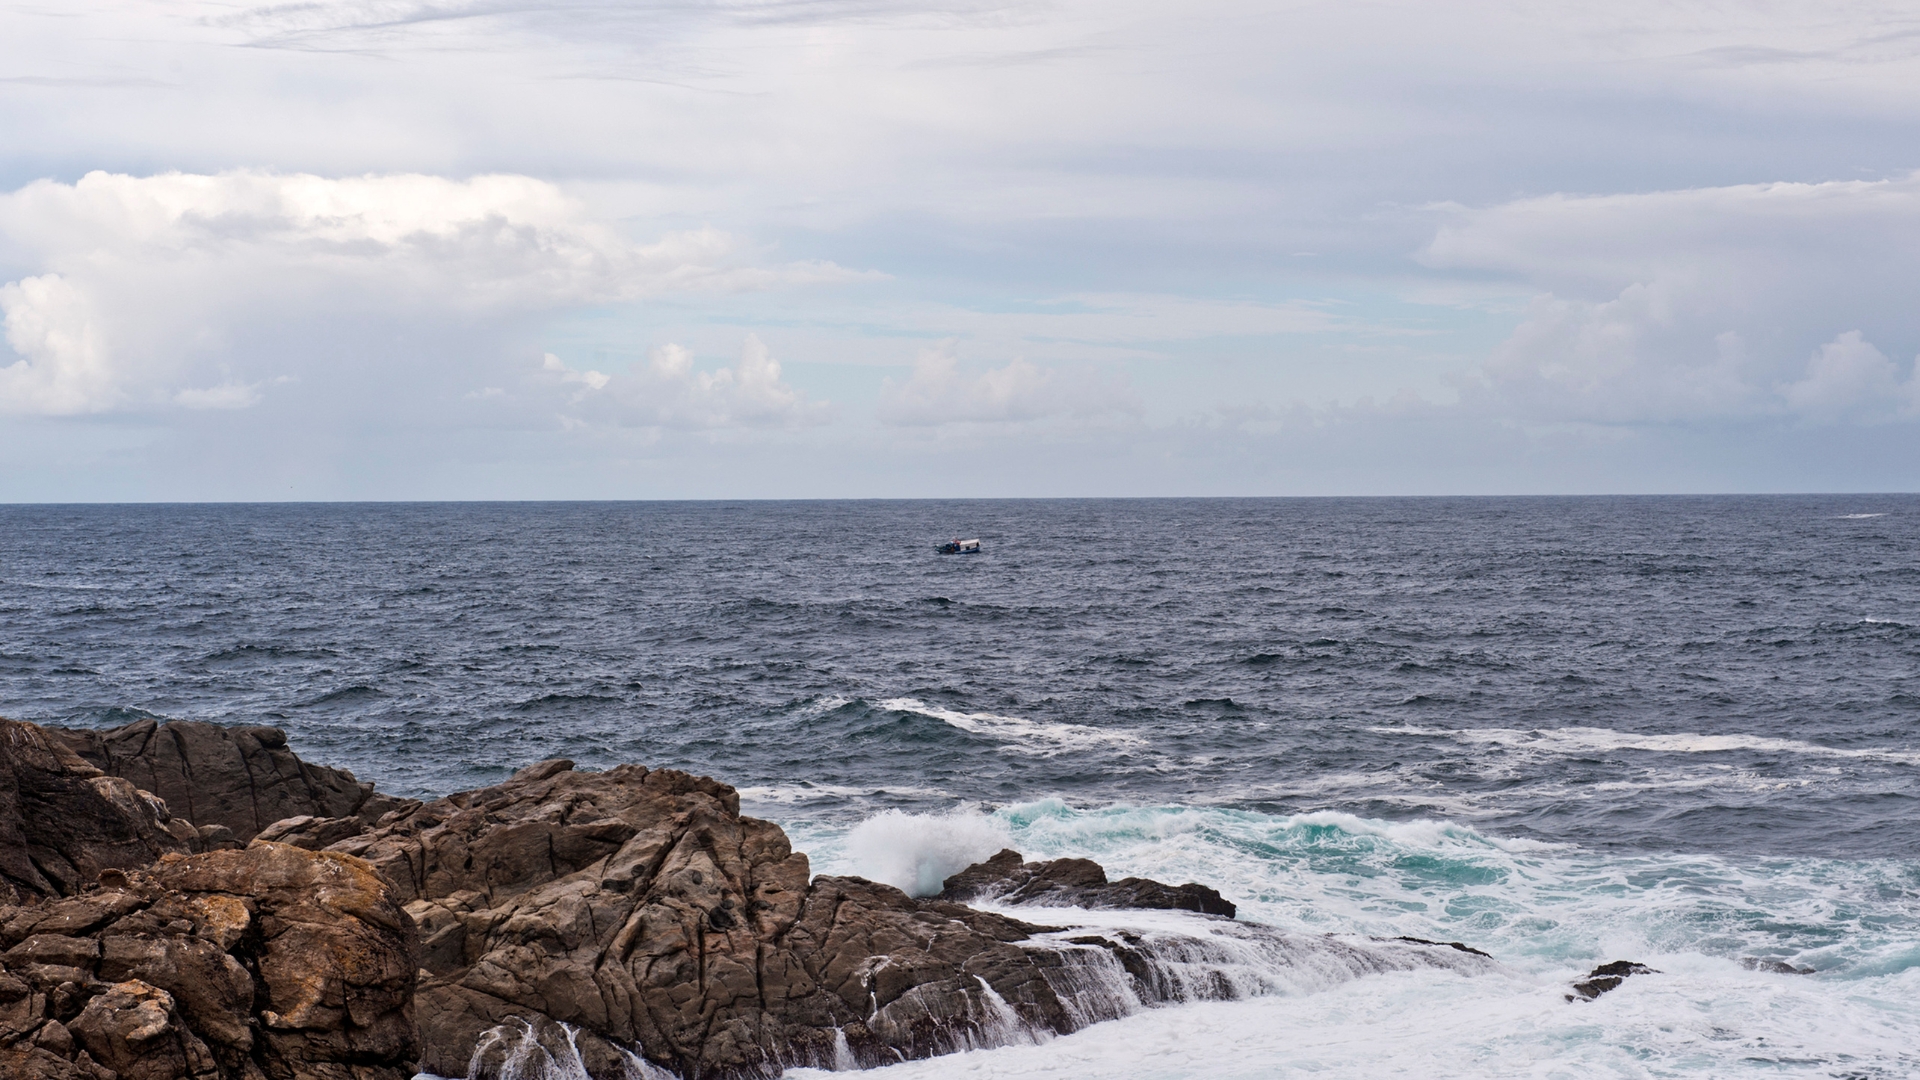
1568 960 1658 1000
1383 936 1495 959
314 760 1273 1078
50 718 406 842
937 849 1237 918
0 842 421 1080
333 759 1031 1076
0 719 189 905
1740 957 1815 975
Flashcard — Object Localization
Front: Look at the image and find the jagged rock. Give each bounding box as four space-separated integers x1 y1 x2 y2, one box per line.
0 841 421 1080
318 760 1270 1078
9 716 1494 1079
312 759 1494 1079
937 848 1237 918
252 815 366 851
1383 936 1494 959
50 718 407 843
0 719 189 905
326 758 1087 1078
1568 960 1658 1000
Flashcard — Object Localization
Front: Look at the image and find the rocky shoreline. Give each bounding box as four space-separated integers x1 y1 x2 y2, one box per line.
3 716 1518 1080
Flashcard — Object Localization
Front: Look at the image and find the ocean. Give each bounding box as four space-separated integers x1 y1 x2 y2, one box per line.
3 497 1916 1077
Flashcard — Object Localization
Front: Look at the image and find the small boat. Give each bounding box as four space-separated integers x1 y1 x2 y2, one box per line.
937 538 981 554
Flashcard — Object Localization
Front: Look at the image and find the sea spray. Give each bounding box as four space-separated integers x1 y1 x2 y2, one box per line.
463 1018 678 1080
781 800 1920 1078
842 806 1012 896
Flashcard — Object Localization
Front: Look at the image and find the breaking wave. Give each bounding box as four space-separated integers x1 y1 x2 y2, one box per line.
875 697 1145 755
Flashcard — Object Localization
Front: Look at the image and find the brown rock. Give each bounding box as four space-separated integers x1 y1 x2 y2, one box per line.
68 979 220 1080
314 759 1375 1080
0 719 188 904
938 848 1238 917
0 843 421 1080
50 718 404 843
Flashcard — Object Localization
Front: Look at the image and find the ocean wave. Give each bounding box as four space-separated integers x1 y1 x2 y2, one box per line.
1370 724 1920 765
778 800 1920 1079
783 961 1920 1080
1837 513 1888 519
302 684 386 707
877 697 1145 755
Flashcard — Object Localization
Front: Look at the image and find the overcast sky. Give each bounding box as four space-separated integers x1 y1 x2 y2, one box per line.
3 0 1919 499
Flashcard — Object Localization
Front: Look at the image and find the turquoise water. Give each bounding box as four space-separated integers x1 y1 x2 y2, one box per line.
776 802 1920 1079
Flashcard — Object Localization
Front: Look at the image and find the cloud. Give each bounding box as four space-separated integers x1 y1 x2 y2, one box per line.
1425 174 1920 426
534 334 826 430
0 274 115 415
174 383 265 410
1779 331 1920 425
878 343 1137 426
0 170 866 417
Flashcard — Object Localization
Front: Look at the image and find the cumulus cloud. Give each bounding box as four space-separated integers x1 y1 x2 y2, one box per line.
534 334 826 430
877 343 1137 426
0 275 114 415
1426 174 1920 426
1779 332 1920 425
0 170 868 416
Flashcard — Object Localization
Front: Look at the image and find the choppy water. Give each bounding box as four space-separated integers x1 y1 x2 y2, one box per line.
3 497 1917 1077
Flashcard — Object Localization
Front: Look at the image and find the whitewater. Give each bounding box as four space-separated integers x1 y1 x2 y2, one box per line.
2 496 1916 1077
777 801 1920 1078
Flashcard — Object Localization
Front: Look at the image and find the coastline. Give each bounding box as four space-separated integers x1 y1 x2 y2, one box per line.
5 715 1504 1080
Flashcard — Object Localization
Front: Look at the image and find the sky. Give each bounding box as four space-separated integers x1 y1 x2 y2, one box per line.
3 0 1920 499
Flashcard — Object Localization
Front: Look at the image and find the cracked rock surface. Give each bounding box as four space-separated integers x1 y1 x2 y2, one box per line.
51 719 406 845
314 758 1111 1079
0 843 420 1080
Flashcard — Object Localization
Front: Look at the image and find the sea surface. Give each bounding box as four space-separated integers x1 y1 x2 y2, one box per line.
2 497 1917 1078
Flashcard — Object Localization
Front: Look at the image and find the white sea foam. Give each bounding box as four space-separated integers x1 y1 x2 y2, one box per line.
777 799 1920 1078
1372 724 1920 765
784 962 1920 1079
734 782 874 805
841 806 1013 896
1837 513 1887 518
877 697 1145 755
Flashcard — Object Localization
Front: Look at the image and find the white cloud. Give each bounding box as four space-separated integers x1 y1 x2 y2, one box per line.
1779 332 1920 425
0 274 116 415
878 343 1137 426
0 171 868 417
535 334 826 430
1426 174 1920 426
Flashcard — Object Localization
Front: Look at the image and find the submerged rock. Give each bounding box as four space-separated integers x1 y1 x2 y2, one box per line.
1568 960 1658 1000
1740 957 1815 975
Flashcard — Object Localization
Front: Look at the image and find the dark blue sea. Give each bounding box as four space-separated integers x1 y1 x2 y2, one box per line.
3 497 1917 1077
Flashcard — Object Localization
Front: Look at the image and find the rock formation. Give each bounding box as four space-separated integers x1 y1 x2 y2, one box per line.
0 843 420 1080
1 719 189 906
51 719 406 844
1568 960 1658 1000
1 718 421 1079
273 758 1496 1079
14 717 1503 1079
936 849 1236 917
